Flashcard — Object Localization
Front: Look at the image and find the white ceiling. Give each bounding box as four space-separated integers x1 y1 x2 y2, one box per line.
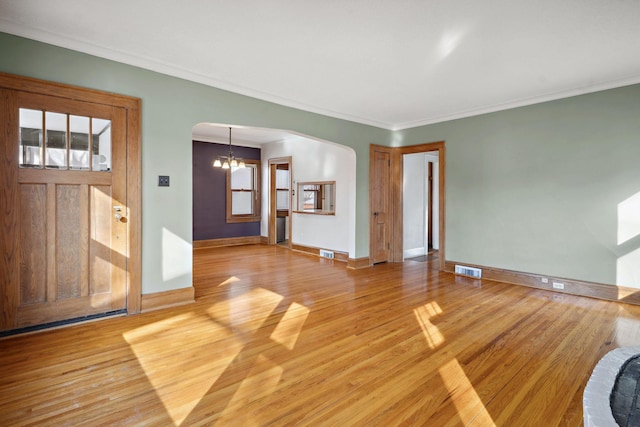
2 0 640 132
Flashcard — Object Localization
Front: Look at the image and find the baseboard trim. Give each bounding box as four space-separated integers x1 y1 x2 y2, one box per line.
193 236 262 249
291 243 349 263
444 260 640 305
141 287 195 312
347 257 371 269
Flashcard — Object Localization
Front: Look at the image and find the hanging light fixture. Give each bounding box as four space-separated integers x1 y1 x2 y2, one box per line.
213 127 245 169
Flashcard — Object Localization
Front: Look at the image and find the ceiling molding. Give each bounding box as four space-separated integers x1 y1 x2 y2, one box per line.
3 15 640 132
392 75 640 131
0 20 395 130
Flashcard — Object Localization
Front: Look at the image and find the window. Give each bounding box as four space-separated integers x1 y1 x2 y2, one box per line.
295 181 336 215
226 160 261 222
303 184 321 210
275 168 290 211
19 108 112 171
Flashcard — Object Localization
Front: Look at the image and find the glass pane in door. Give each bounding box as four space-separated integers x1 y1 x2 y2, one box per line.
92 118 111 171
45 111 68 169
69 115 90 170
19 108 43 168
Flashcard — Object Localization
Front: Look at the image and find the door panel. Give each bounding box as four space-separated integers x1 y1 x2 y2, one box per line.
1 89 127 331
371 149 391 264
56 184 86 299
20 184 47 305
374 221 387 261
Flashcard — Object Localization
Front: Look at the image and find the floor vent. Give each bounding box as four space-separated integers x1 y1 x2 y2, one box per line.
455 264 482 278
319 249 335 259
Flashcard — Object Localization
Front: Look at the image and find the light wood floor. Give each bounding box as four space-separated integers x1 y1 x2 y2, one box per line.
2 244 640 426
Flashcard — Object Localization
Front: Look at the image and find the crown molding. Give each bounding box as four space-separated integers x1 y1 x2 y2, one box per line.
392 75 640 131
3 22 640 133
0 22 394 130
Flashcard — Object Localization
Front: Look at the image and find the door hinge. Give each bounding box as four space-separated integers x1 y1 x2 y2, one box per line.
387 243 390 249
388 160 390 167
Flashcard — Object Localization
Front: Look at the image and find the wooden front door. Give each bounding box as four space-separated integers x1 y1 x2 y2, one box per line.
1 88 129 332
370 148 391 264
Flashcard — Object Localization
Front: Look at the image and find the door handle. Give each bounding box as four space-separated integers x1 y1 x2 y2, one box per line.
114 206 126 222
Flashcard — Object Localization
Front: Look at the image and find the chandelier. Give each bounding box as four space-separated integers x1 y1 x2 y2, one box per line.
213 127 245 169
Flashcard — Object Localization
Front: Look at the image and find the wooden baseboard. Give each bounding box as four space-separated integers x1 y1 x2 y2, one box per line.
141 287 195 312
348 257 370 269
193 236 262 249
291 243 349 263
444 260 640 305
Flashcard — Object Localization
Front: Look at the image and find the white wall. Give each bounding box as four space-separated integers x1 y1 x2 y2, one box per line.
403 152 439 258
403 153 426 258
261 136 357 257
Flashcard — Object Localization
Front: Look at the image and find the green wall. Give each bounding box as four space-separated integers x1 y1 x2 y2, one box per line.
0 32 391 294
2 32 640 292
399 86 640 286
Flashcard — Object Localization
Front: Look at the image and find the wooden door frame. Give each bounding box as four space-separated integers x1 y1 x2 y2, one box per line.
369 141 446 269
0 72 142 321
267 156 292 247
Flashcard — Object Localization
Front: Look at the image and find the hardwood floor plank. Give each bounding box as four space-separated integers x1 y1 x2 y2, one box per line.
2 244 640 426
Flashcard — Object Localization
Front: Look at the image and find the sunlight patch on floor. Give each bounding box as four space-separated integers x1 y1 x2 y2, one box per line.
218 276 241 287
270 302 310 350
439 359 496 426
414 301 445 349
123 312 243 426
123 312 194 340
124 287 307 425
215 354 284 425
207 287 284 334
